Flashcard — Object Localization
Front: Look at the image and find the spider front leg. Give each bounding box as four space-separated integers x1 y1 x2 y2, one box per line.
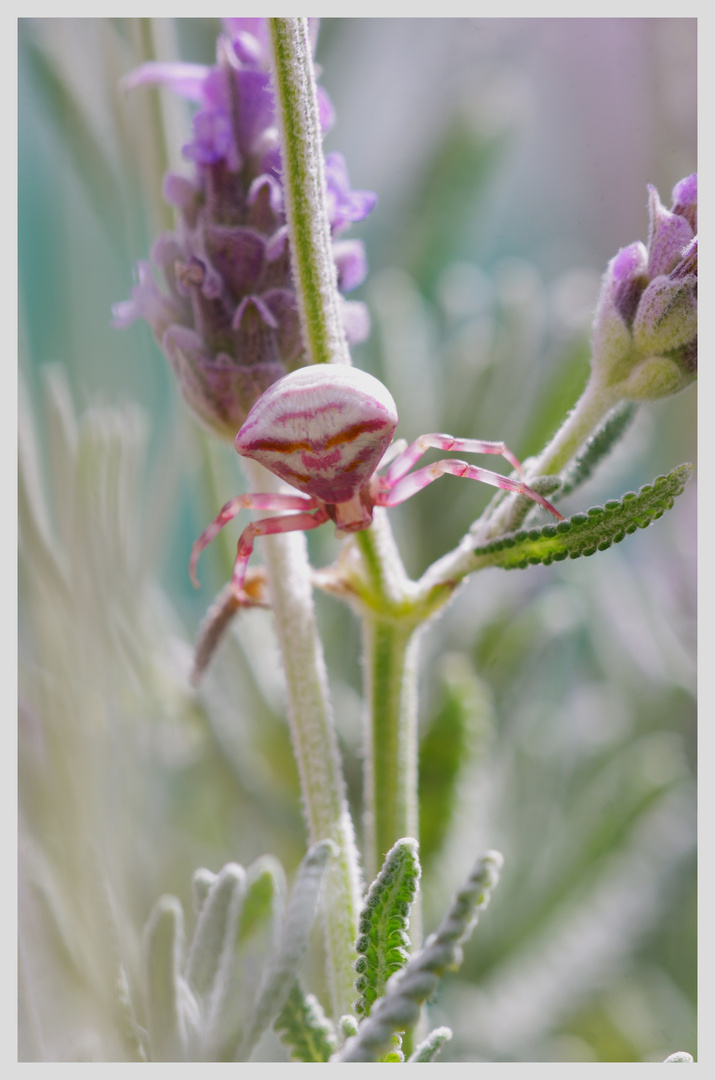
379 454 564 520
382 433 526 487
189 491 326 599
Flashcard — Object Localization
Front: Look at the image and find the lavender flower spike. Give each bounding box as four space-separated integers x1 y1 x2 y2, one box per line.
113 19 377 443
591 174 697 402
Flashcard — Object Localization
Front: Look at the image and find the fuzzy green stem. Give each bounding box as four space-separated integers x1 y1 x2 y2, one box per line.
244 462 360 1020
362 618 421 884
529 374 622 479
268 18 351 367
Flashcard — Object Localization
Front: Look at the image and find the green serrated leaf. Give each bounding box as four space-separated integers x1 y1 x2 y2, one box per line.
274 981 338 1062
407 1025 453 1062
381 1032 404 1061
471 464 693 571
354 838 421 1018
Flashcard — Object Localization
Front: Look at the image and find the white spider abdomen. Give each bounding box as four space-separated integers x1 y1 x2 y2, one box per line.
235 365 399 504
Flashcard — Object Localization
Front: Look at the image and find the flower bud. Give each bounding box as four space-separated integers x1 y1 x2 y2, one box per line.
590 175 697 402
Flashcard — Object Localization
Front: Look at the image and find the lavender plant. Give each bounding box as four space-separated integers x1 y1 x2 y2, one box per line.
19 17 696 1063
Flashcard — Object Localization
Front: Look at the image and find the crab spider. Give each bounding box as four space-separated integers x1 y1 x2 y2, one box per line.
190 365 563 601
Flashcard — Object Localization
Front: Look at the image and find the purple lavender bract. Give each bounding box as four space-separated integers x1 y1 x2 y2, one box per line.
113 19 377 442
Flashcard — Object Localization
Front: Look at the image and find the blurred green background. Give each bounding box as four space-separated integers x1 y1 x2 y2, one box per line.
18 19 696 1062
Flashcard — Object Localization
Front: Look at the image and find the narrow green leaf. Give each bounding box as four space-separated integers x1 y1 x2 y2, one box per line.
407 1025 453 1062
419 658 492 868
185 863 246 1013
191 869 217 916
238 855 285 943
274 981 338 1062
237 839 336 1060
471 464 693 571
211 856 285 1060
143 895 199 1061
354 838 421 1019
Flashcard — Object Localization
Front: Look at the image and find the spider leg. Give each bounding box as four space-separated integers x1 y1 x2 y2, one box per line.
230 507 331 599
380 459 564 520
383 433 525 487
190 491 318 588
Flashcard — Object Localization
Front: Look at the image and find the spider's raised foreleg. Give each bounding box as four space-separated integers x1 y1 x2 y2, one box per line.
380 458 563 520
382 433 525 488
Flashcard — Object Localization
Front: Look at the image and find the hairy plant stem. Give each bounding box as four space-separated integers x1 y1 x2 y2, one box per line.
361 616 421 884
529 375 622 479
268 18 351 368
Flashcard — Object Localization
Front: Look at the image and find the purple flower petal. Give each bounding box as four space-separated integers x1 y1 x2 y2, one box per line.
325 151 378 231
611 242 648 327
341 300 371 344
121 61 210 102
232 294 278 333
646 184 694 278
317 86 335 133
333 239 369 292
261 288 303 364
671 172 697 231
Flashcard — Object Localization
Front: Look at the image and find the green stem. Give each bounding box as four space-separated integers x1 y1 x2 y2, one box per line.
362 616 421 885
268 18 350 367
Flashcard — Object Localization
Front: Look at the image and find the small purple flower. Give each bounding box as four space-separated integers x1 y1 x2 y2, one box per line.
114 19 377 443
591 174 697 401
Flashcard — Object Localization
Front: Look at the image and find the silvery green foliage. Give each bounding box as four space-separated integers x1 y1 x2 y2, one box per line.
142 841 334 1061
338 851 503 1062
664 1052 694 1062
407 1026 453 1062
